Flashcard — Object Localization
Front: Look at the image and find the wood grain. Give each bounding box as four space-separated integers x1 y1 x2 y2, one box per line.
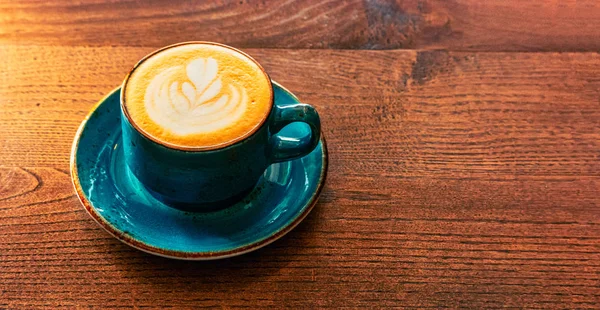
1 44 600 308
3 0 600 51
1 167 600 308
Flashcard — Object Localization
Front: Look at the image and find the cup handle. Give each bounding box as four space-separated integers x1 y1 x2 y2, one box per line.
269 103 321 163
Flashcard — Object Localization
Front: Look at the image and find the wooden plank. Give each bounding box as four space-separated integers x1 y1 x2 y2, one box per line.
2 0 600 51
1 45 600 176
1 45 600 307
1 167 599 308
0 0 367 49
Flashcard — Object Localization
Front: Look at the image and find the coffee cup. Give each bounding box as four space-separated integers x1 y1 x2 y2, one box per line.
120 42 321 211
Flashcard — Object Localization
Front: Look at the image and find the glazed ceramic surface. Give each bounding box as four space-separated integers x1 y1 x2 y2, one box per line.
71 82 327 260
120 43 321 208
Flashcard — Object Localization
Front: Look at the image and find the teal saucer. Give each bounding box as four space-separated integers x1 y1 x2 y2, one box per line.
70 82 328 260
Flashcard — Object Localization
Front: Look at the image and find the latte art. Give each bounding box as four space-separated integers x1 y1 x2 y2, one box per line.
145 57 248 135
123 42 273 150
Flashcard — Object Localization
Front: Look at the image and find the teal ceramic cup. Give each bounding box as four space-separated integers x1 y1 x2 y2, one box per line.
120 42 321 211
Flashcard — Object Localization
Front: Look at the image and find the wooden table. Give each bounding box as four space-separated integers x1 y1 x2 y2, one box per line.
2 1 600 308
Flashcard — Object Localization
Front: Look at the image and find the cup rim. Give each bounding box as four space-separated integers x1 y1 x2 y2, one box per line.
120 41 274 152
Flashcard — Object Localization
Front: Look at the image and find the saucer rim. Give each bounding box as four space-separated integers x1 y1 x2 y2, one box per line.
70 82 328 260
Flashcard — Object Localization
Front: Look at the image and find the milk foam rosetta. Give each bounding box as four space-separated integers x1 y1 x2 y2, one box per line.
123 43 272 150
145 57 248 135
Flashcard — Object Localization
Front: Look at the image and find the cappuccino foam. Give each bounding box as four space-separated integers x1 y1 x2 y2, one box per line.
123 43 272 150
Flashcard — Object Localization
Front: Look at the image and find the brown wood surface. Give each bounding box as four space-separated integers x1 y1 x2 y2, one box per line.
3 0 600 51
2 1 600 309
